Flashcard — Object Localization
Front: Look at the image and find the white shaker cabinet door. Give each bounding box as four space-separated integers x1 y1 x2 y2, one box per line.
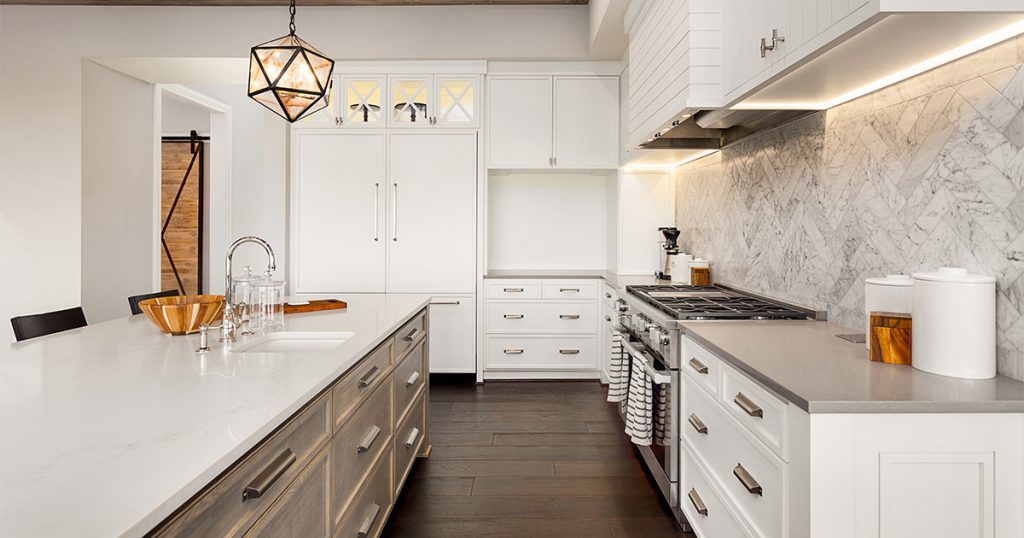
293 131 387 293
428 296 477 373
553 76 619 169
386 132 477 293
486 76 553 169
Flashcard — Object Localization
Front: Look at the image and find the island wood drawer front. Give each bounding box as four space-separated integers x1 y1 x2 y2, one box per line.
485 336 597 370
393 389 427 496
333 341 392 431
153 394 331 538
334 448 393 538
720 362 787 460
244 449 329 537
330 378 393 526
486 301 596 334
393 311 426 360
541 281 598 300
393 339 426 423
485 280 542 299
681 338 722 398
681 450 752 538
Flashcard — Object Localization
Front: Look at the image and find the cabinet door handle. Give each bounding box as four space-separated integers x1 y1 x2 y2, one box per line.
559 349 580 355
503 287 524 293
242 448 295 501
373 182 380 242
605 292 612 298
356 503 382 538
687 488 708 516
733 392 763 418
504 348 524 355
503 314 524 320
688 413 708 435
357 366 381 389
406 371 421 386
559 288 580 293
553 156 557 166
391 182 398 242
405 427 421 448
605 315 612 322
733 463 763 496
357 425 382 454
431 300 461 305
559 314 580 320
404 327 421 341
688 357 709 375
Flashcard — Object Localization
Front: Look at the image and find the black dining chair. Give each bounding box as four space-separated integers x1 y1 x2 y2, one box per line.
128 290 180 315
11 307 88 342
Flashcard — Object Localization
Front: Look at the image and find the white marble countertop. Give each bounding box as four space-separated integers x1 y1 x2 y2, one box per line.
483 269 668 290
0 294 431 538
680 320 1024 414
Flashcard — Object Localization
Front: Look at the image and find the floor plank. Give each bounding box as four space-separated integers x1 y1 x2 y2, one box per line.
471 476 661 497
430 420 588 433
417 459 555 477
386 518 614 538
493 432 624 446
430 444 636 461
429 432 494 446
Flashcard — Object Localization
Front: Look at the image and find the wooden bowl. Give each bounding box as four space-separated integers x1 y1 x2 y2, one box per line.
139 295 225 335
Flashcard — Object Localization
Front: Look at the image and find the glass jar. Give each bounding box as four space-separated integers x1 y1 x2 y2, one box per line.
231 266 262 335
253 277 286 333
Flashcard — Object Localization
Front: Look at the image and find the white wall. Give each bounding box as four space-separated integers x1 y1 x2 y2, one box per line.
617 170 674 275
162 96 210 136
81 61 155 323
0 4 593 342
487 171 614 271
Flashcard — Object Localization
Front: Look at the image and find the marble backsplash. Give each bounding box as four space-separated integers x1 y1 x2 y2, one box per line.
675 35 1024 380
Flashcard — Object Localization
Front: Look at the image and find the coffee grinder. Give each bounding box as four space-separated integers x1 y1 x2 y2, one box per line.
656 226 681 280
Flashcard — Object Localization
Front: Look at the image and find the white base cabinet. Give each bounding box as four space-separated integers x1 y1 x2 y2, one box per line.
428 296 476 373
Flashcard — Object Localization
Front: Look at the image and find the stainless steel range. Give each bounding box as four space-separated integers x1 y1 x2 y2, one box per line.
615 284 817 525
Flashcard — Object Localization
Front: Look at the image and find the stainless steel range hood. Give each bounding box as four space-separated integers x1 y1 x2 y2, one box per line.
639 108 814 150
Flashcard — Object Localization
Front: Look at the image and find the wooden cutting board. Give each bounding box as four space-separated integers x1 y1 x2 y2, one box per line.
284 299 348 315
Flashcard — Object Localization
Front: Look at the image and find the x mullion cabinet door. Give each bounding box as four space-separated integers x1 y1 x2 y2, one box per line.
434 76 479 128
388 75 433 128
340 76 386 128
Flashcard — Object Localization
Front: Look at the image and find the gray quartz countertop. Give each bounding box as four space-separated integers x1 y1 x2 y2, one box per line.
483 269 668 290
679 320 1024 414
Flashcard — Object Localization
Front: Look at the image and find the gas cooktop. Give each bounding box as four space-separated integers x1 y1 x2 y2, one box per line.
627 284 813 320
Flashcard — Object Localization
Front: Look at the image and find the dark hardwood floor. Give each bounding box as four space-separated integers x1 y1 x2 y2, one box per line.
384 380 695 538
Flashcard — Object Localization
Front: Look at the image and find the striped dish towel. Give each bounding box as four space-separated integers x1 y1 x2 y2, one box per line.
624 353 654 446
607 332 628 403
654 382 669 446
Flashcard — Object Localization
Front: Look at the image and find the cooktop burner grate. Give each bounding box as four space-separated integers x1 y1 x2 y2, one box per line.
627 285 811 320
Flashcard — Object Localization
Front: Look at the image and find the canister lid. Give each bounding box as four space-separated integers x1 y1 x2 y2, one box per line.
912 267 996 284
864 274 913 287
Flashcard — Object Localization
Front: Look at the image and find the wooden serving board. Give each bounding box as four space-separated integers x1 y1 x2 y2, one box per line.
284 299 348 315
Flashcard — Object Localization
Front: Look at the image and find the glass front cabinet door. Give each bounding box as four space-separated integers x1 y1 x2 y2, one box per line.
389 76 432 127
296 76 340 126
435 76 478 127
341 76 385 127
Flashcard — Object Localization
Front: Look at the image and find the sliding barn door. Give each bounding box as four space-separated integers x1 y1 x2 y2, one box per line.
161 138 205 295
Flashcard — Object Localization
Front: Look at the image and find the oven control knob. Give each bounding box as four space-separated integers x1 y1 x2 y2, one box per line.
634 316 647 332
617 301 629 313
659 332 671 346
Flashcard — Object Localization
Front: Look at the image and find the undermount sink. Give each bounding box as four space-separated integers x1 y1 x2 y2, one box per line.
231 331 354 353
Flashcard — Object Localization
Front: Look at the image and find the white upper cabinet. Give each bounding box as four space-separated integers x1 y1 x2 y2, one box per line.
435 76 479 127
388 75 433 127
487 75 619 169
340 76 386 127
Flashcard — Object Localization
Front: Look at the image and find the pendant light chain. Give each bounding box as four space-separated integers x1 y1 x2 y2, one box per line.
288 0 297 36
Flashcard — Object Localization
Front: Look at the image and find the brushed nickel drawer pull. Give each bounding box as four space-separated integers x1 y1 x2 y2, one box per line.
503 287 524 293
503 314 524 320
688 488 708 516
431 300 461 305
406 371 421 386
403 327 421 341
559 349 580 355
559 314 580 320
605 292 612 298
559 288 580 293
733 463 763 496
504 348 524 355
242 448 295 501
688 413 708 435
688 357 709 374
357 425 382 454
357 366 380 389
734 392 763 418
405 427 421 448
356 503 381 537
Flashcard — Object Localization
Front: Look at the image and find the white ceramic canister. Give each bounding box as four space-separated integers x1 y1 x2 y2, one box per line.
863 274 914 351
911 267 996 379
671 253 694 284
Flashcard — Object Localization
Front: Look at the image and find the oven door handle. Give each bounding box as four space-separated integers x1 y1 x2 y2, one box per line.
621 339 672 385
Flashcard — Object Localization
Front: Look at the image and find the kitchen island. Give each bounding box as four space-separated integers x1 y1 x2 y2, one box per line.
0 293 431 537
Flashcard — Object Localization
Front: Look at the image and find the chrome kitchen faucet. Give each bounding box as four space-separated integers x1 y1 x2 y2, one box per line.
221 236 277 342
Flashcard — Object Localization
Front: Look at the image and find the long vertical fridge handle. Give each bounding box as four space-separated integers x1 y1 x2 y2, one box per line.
373 182 380 242
392 182 398 242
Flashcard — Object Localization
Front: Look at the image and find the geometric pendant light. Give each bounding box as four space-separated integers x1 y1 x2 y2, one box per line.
248 0 334 123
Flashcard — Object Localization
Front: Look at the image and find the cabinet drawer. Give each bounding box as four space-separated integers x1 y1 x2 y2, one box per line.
720 362 787 459
330 379 393 526
486 301 596 334
485 280 542 299
393 339 426 423
333 341 392 431
154 394 331 537
681 450 752 538
334 448 392 538
681 337 722 398
393 389 427 496
245 449 329 537
541 281 598 300
393 311 426 360
485 336 597 370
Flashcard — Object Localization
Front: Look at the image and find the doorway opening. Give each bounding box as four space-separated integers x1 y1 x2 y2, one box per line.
160 130 209 295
